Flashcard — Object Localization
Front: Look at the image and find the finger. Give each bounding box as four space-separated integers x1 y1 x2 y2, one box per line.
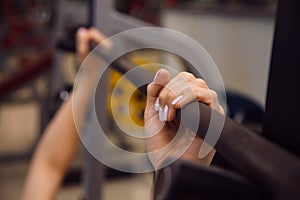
87 28 112 50
173 86 211 108
145 69 170 122
167 105 177 121
88 27 107 44
208 89 222 113
159 73 203 121
76 27 89 63
146 69 171 104
173 86 222 114
159 72 207 107
157 73 187 107
157 86 179 122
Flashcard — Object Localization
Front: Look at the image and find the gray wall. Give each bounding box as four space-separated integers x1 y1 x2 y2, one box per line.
162 10 275 106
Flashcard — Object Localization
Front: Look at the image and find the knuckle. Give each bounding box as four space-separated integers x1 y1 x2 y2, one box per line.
90 27 97 32
209 90 217 99
146 83 155 92
195 78 207 87
160 90 176 103
179 72 195 81
159 91 168 103
168 92 177 101
158 98 166 106
192 87 201 97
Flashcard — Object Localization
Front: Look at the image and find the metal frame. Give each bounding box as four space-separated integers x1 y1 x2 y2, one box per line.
81 1 155 199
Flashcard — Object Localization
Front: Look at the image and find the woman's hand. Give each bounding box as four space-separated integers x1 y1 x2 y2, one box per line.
144 69 224 169
76 27 107 64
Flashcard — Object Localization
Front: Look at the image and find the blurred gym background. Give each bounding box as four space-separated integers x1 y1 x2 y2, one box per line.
0 0 277 199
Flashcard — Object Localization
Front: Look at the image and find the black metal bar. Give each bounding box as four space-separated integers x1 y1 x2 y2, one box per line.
106 54 300 200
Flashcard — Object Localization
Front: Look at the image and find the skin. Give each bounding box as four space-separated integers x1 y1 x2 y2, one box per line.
21 27 106 200
144 69 224 169
22 28 224 199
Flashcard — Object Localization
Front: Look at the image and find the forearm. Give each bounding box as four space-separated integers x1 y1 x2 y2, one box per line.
22 28 107 199
22 98 79 200
21 159 64 200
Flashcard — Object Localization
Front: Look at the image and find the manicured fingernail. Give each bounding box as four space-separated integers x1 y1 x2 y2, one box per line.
159 106 163 121
172 95 184 105
163 105 169 121
154 98 159 111
153 69 161 83
77 27 86 36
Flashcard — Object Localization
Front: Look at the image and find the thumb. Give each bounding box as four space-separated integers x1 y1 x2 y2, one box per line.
146 69 170 104
144 69 170 126
76 27 89 64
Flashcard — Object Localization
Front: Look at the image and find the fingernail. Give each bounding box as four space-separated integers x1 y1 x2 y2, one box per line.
172 95 184 105
163 105 169 121
154 98 159 111
153 69 161 83
159 106 163 121
77 27 86 36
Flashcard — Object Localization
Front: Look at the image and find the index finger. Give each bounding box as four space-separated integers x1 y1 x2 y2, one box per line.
88 28 108 44
146 69 170 104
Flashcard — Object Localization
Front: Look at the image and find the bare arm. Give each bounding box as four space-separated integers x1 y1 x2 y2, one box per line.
21 97 79 200
21 27 107 200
